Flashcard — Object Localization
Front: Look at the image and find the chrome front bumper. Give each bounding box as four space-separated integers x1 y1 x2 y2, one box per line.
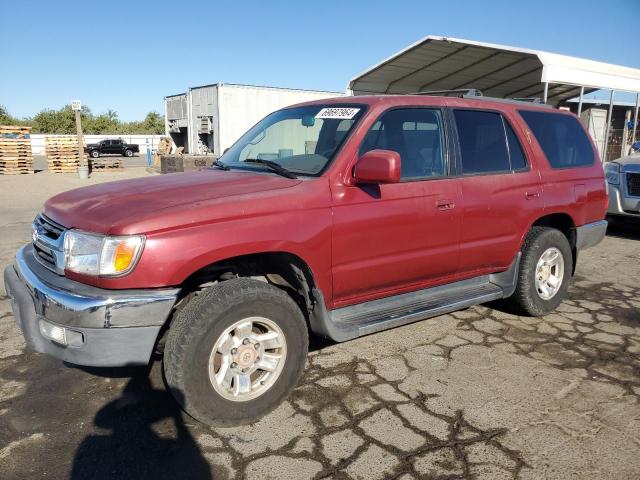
607 183 640 218
3 245 179 367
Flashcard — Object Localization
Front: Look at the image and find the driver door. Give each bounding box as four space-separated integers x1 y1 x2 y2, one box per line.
331 107 462 307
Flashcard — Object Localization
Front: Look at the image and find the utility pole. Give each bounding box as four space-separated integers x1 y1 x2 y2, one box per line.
72 100 88 178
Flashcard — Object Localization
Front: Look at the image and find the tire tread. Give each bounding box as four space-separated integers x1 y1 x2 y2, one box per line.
164 278 308 426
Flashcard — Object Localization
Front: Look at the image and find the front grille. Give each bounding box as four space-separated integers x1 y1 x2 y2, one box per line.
34 243 56 265
31 213 66 273
34 214 65 240
627 172 640 197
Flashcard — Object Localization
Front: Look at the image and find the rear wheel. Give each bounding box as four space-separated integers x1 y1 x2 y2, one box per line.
507 227 573 316
163 278 308 426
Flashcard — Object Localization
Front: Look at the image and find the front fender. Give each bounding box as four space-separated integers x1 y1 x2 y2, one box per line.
88 207 334 301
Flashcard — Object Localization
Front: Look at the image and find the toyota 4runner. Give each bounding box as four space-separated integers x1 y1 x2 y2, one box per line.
4 93 608 426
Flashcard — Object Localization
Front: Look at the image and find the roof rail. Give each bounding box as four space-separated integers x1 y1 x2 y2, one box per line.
411 89 483 98
512 97 544 104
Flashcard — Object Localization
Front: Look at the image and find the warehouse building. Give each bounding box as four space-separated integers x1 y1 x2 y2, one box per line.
164 84 343 156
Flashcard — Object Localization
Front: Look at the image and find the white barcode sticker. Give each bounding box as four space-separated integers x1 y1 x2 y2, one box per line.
315 107 360 119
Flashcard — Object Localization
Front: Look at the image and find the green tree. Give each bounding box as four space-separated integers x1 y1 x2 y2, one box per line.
32 106 76 133
142 111 164 134
0 105 12 124
0 105 164 134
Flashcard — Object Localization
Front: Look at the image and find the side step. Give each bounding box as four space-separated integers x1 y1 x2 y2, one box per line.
309 253 520 342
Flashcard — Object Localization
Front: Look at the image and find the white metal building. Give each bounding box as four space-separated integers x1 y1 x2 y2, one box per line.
164 84 343 156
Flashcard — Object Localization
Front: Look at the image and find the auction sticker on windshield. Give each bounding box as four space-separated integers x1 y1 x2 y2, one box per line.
315 107 360 119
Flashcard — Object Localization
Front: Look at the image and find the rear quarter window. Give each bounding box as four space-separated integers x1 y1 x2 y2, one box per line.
519 110 594 169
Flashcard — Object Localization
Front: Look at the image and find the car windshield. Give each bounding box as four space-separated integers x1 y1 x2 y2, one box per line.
218 105 366 176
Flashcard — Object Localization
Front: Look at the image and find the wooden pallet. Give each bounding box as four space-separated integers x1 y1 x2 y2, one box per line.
0 125 31 132
45 136 86 172
91 159 123 170
0 170 34 175
0 125 33 174
0 161 32 166
48 161 80 166
0 126 32 140
0 154 32 158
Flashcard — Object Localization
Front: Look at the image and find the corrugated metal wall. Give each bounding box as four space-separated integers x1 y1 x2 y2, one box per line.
165 84 344 155
217 85 343 154
190 86 218 154
166 95 188 120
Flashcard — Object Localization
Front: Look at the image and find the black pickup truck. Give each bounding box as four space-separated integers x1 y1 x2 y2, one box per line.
86 138 140 158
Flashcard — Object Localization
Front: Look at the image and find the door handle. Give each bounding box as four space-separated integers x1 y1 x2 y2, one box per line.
436 199 455 210
525 191 540 200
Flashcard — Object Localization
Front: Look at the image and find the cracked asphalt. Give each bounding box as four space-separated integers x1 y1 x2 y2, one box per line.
1 170 639 479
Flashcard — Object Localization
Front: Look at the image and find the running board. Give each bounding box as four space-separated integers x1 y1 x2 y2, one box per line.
309 253 520 342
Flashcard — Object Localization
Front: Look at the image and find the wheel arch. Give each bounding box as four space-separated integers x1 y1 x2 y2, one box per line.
176 251 321 322
528 213 577 274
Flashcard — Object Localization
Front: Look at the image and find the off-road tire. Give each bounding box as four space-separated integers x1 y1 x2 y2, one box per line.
507 227 573 316
90 150 99 158
163 278 308 427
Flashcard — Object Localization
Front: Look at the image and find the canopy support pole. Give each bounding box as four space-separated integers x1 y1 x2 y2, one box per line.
633 93 639 146
577 86 585 116
603 90 615 162
543 82 549 103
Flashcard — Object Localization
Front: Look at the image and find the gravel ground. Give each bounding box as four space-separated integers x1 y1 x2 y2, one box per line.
0 169 639 480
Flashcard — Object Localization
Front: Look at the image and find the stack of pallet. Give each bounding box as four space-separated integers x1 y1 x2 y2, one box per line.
45 136 86 173
0 126 34 175
91 157 124 170
153 136 173 167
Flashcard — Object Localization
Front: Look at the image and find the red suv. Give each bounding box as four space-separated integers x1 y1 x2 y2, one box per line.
4 93 607 426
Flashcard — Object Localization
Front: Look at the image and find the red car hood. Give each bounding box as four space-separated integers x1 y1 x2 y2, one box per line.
44 170 301 234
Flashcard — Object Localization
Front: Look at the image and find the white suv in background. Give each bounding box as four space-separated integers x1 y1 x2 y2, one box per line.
605 155 640 220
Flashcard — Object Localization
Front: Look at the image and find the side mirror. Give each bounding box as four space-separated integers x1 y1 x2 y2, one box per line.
354 149 401 184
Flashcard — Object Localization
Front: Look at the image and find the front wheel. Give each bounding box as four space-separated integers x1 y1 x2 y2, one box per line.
90 150 99 158
124 149 133 157
506 227 573 316
163 278 308 427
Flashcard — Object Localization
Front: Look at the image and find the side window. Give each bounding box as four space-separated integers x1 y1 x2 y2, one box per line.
454 110 510 174
359 108 446 180
504 120 527 170
518 110 594 168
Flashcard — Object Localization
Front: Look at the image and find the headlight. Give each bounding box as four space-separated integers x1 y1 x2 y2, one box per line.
63 230 144 276
605 162 620 185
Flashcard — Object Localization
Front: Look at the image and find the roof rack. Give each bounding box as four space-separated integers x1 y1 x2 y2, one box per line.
512 97 544 104
402 89 554 108
411 89 484 98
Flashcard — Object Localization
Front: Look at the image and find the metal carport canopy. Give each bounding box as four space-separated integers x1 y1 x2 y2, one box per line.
348 36 640 105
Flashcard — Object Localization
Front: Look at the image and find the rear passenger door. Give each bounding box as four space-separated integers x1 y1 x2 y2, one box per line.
452 109 543 275
331 107 462 305
103 140 115 154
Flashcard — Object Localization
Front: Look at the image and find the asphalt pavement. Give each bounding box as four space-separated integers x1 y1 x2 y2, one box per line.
0 169 639 479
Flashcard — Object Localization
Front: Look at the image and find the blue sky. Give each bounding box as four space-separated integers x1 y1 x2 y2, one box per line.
2 0 638 121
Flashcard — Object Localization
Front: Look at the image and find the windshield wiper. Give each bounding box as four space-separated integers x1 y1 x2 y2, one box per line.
244 159 297 179
211 159 230 171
